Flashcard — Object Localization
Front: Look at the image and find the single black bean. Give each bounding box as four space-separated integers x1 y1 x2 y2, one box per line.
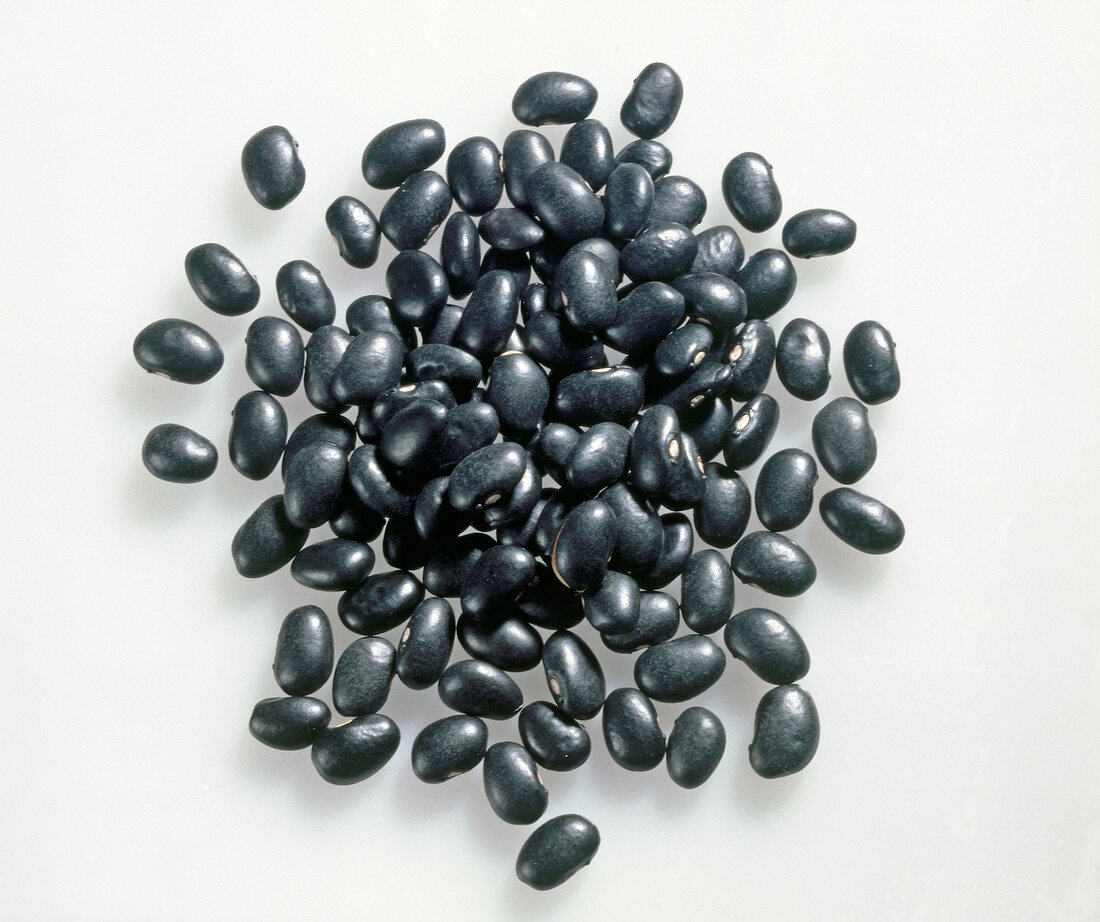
620 62 682 138
275 259 335 332
134 318 223 384
551 499 617 591
553 365 645 426
311 713 400 785
620 221 697 283
512 71 597 125
604 281 685 355
552 249 617 333
565 422 631 494
440 211 482 298
326 196 380 268
636 514 694 591
411 715 488 783
330 480 386 543
527 162 604 243
373 381 456 429
437 401 500 469
516 814 600 890
652 322 713 380
532 423 580 485
283 441 346 529
228 391 286 481
601 687 665 770
384 250 447 329
650 175 707 228
303 325 352 413
694 462 751 549
483 742 549 825
680 395 732 462
379 398 448 473
333 636 396 716
521 282 549 322
346 294 414 347
447 442 526 512
775 317 831 400
457 613 543 672
843 320 900 404
407 343 484 396
662 431 707 510
485 352 550 438
634 635 725 702
738 249 797 320
283 416 356 480
460 545 536 619
614 138 672 181
723 393 780 469
673 271 748 332
497 490 549 548
782 208 856 258
560 118 614 191
241 125 304 209
666 706 726 789
583 570 641 635
601 482 662 575
273 605 333 696
692 224 745 277
502 129 554 210
812 397 876 484
725 318 776 402
423 533 495 597
519 701 591 771
447 136 504 216
523 309 607 373
681 549 735 634
601 591 679 653
362 118 446 189
722 152 782 233
478 208 545 251
338 570 424 635
730 531 816 597
291 538 374 592
569 237 622 283
379 170 452 251
655 361 732 414
142 424 217 483
542 630 605 720
232 495 309 578
244 316 303 396
249 696 330 750
184 243 259 316
438 659 523 719
755 448 817 532
820 487 905 554
750 684 819 778
516 564 586 629
454 270 519 359
724 608 809 685
381 517 432 570
604 162 654 240
396 597 455 690
346 444 416 517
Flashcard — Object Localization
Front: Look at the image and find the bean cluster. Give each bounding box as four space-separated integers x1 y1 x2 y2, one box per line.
133 64 904 891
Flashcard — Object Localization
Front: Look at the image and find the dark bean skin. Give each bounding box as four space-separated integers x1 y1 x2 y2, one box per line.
530 424 578 485
553 365 645 426
627 404 679 499
291 538 374 592
516 814 600 891
282 414 355 480
620 62 683 138
723 393 780 470
724 608 809 685
560 118 614 191
484 742 549 825
519 702 591 771
283 441 346 529
565 422 631 494
776 318 831 400
346 294 414 347
601 482 663 575
681 395 732 462
275 259 335 332
454 270 519 359
502 129 554 210
750 684 819 778
446 136 504 216
523 309 607 373
521 282 549 322
396 597 455 690
333 636 396 716
655 362 732 415
384 250 447 329
379 398 448 474
551 499 617 591
184 243 260 316
362 118 446 189
604 162 654 240
382 517 431 570
134 318 223 384
330 481 386 544
436 214 479 298
583 570 641 635
663 431 707 511
486 352 550 438
730 531 817 597
481 246 532 292
843 320 900 404
379 170 452 251
689 462 747 549
673 271 748 332
460 544 536 619
273 606 333 696
725 319 776 402
228 391 286 480
820 487 905 554
666 706 726 789
614 138 672 181
311 713 400 785
542 630 605 720
812 397 877 484
478 208 545 251
338 570 424 635
245 316 303 396
569 237 622 283
738 249 797 320
692 224 745 277
326 196 380 268
497 491 549 548
373 381 456 429
408 344 484 397
142 424 217 483
513 71 597 126
232 496 309 578
423 533 494 597
602 687 666 770
447 442 526 512
334 332 404 408
722 152 782 233
303 325 352 413
528 237 569 285
249 697 330 750
346 444 416 517
782 208 856 258
527 162 604 243
755 448 818 532
437 401 500 469
438 659 523 719
602 591 679 653
604 281 685 355
241 125 304 209
681 549 735 634
411 715 488 783
620 221 697 283
457 613 543 672
650 175 707 228
552 249 617 333
652 322 713 380
635 634 726 703
637 514 694 591
516 564 586 630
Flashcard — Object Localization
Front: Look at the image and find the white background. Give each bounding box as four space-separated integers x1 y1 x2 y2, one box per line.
1 1 1097 919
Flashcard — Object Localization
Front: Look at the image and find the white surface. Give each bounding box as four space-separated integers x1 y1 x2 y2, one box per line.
1 1 1098 919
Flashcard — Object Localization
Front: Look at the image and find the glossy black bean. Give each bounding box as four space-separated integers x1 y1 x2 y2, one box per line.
681 550 735 635
604 282 685 356
723 393 780 470
625 404 677 498
583 570 641 635
527 162 604 243
379 398 448 473
362 118 445 189
395 597 455 690
569 237 623 283
338 570 424 635
330 480 386 543
614 138 672 181
480 455 542 530
680 396 732 462
527 425 575 487
750 684 819 778
437 401 500 468
273 605 333 696
407 343 484 395
282 414 355 480
663 431 707 510
655 362 733 415
516 814 599 890
447 442 526 513
383 251 446 330
244 316 302 396
820 487 905 554
478 208 545 251
673 271 748 333
346 444 415 517
724 607 809 685
731 531 816 597
379 170 452 251
502 129 554 210
283 441 347 529
141 424 217 483
775 318 831 400
516 564 586 629
551 499 617 591
134 318 223 384
783 208 856 258
345 294 412 346
485 352 549 438
484 742 549 825
457 613 542 672
564 422 630 494
527 236 568 285
519 701 591 771
551 249 617 333
410 480 465 546
455 271 519 359
650 175 706 229
843 320 900 404
241 125 304 209
227 391 285 481
560 118 614 191
303 325 352 413
412 715 488 783
755 448 817 532
635 635 725 702
694 462 751 549
374 381 456 430
725 319 776 402
601 482 662 575
311 713 400 785
651 323 711 381
620 61 683 138
333 636 396 716
381 517 432 570
274 259 334 332
232 495 309 578
184 243 259 316
601 687 665 770
439 213 481 299
326 196 380 268
691 224 745 277
438 659 523 719
249 696 330 750
521 282 549 322
460 545 536 619
497 490 548 548
738 249 797 320
637 514 694 590
604 162 654 241
533 489 579 557
524 309 607 373
666 706 725 789
722 152 782 233
481 246 532 292
553 365 645 426
542 630 605 720
812 397 876 484
603 591 679 653
513 71 597 125
621 222 697 285
446 136 504 216
291 538 374 592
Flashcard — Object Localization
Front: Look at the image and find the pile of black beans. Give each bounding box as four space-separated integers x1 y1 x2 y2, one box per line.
133 65 904 891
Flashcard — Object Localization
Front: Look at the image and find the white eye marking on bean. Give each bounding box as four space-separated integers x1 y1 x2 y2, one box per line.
729 344 743 362
692 350 705 365
734 413 751 431
689 394 704 407
484 493 501 506
668 438 680 458
401 627 412 644
549 677 561 696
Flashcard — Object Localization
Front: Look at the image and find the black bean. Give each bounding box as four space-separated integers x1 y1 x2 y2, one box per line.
518 701 591 771
440 212 482 298
637 513 694 591
379 398 448 473
244 316 303 396
811 397 876 484
497 490 549 548
516 564 586 630
447 136 504 216
338 570 424 635
602 591 680 653
249 696 330 750
282 416 356 482
347 444 416 517
569 237 623 284
241 125 305 209
311 713 400 785
738 249 797 320
626 404 678 499
820 487 905 554
520 282 549 322
601 482 663 575
604 162 654 240
482 246 533 292
527 162 604 243
650 175 707 228
755 448 817 532
437 401 501 469
601 687 666 770
381 517 431 570
620 62 683 138
460 545 536 619
476 208 543 251
551 499 617 591
614 138 672 181
134 318 224 384
662 431 707 511
448 442 526 512
362 118 446 189
652 322 713 380
673 271 748 333
502 129 554 210
516 814 600 890
273 605 334 696
690 461 749 548
411 715 488 783
379 170 452 251
681 549 735 634
283 441 347 529
655 362 732 414
530 424 579 486
483 742 549 825
782 208 856 258
691 224 745 277
620 221 697 283
552 249 617 333
232 495 309 578
560 118 614 191
303 325 352 413
485 352 550 438
457 613 542 672
553 365 645 426
725 318 776 402
291 538 374 592
407 343 484 396
681 395 732 462
396 597 456 690
604 281 685 355
374 381 456 429
512 71 597 126
722 152 782 233
330 480 386 544
523 309 607 373
438 659 523 719
454 270 519 359
666 706 726 789
142 423 218 483
750 684 819 778
274 259 335 332
326 196 380 268
565 422 631 494
227 391 286 481
423 533 495 597
730 531 816 597
583 570 641 635
723 393 780 470
184 243 260 316
776 318 831 400
382 252 445 330
635 634 725 702
724 608 809 685
843 320 900 405
542 630 605 720
346 294 413 347
333 636 396 716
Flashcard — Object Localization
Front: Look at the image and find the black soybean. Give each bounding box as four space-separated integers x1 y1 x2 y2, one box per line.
666 706 726 789
273 605 334 696
447 136 504 216
134 318 224 384
457 613 543 672
755 448 817 532
411 715 488 783
325 196 380 268
723 393 780 469
749 684 819 778
241 125 305 209
338 570 424 635
484 742 549 825
782 208 856 258
245 316 303 396
722 152 782 233
724 608 810 685
184 243 260 316
601 687 666 771
142 424 218 483
542 630 605 720
232 495 309 578
819 487 905 554
583 570 641 635
681 549 735 634
551 499 617 591
249 696 330 750
438 659 523 719
228 391 286 480
333 636 396 716
291 538 375 592
311 714 400 785
379 170 452 251
730 531 816 597
811 397 877 484
560 118 614 191
396 597 456 690
843 320 901 405
275 259 335 332
516 814 600 891
512 71 597 126
634 634 726 703
519 701 591 771
363 118 446 189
